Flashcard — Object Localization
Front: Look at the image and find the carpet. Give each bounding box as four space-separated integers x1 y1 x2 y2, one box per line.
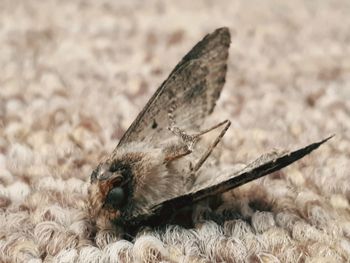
1 0 349 262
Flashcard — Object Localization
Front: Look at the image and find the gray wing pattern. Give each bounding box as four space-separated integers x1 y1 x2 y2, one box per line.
117 27 231 146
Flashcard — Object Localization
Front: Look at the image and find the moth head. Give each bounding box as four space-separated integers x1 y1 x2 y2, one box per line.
88 159 133 224
88 148 180 230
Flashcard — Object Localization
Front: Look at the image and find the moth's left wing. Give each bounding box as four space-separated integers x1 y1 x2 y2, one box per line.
118 136 332 229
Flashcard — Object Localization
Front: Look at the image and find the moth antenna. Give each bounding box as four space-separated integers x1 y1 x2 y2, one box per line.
167 101 199 151
167 101 177 127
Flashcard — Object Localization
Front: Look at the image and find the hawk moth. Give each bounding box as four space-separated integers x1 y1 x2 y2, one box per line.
88 27 331 238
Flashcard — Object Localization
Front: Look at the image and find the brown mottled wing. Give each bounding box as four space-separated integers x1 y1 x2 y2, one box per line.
116 136 332 228
117 27 231 146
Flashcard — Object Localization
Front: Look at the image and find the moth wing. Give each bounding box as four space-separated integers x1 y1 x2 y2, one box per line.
187 136 333 200
117 27 230 146
121 136 332 228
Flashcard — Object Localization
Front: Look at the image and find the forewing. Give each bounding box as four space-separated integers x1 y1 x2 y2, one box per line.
117 27 231 146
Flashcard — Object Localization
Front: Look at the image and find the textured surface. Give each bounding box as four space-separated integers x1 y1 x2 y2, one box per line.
0 0 350 262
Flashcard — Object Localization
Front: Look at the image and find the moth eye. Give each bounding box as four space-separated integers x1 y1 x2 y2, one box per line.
105 187 125 209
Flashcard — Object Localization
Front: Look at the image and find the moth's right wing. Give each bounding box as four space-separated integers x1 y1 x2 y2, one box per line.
118 136 332 229
117 28 230 146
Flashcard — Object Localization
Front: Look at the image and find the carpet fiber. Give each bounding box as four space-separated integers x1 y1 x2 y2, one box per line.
1 0 350 262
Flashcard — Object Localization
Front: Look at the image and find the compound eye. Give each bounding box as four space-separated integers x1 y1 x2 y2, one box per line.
104 187 125 209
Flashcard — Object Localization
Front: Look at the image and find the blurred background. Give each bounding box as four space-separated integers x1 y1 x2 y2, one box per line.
1 0 349 184
1 0 350 261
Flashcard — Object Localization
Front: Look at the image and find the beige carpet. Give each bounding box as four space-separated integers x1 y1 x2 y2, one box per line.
1 0 350 262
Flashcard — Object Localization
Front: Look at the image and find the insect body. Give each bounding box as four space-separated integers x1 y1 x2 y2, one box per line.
88 27 331 237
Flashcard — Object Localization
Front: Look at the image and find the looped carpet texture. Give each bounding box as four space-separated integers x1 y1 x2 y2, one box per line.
0 0 350 262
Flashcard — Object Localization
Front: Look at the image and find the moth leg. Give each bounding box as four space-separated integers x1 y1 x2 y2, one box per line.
167 103 231 171
163 143 197 189
193 120 230 139
192 120 231 172
164 144 192 163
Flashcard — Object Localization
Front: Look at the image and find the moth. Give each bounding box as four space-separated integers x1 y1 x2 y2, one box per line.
88 27 331 237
